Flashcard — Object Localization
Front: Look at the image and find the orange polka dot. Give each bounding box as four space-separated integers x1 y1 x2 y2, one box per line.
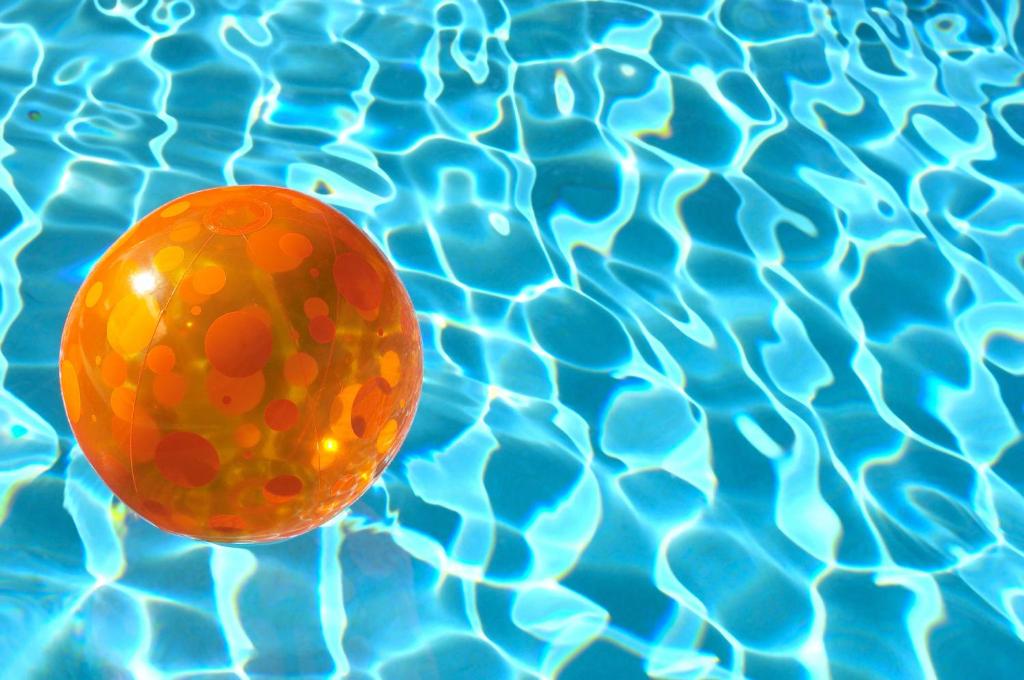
193 265 226 295
110 386 136 421
303 297 329 319
264 474 303 504
309 267 320 278
206 369 265 416
153 372 187 407
246 226 303 273
285 192 322 213
101 352 127 388
209 514 245 532
235 423 261 448
159 200 190 218
264 399 299 431
191 305 202 316
204 308 272 377
309 316 335 344
166 511 200 535
146 344 175 374
284 352 319 387
143 499 168 516
178 276 207 306
279 232 313 260
351 378 391 439
204 199 271 236
85 282 103 308
329 384 361 439
154 246 184 272
333 251 383 312
154 431 219 488
60 360 81 424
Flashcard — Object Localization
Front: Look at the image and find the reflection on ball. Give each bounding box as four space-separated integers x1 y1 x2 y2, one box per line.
59 185 422 543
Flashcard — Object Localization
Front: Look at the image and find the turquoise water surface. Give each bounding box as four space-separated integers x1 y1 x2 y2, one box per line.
2 0 1024 678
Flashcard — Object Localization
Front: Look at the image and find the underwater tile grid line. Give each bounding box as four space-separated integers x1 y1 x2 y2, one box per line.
0 0 1022 678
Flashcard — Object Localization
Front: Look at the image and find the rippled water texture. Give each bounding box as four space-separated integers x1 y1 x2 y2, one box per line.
1 0 1023 678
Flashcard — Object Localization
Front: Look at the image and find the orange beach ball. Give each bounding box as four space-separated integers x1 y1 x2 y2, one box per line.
59 185 422 543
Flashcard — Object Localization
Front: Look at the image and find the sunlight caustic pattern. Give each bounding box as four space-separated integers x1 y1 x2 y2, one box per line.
0 0 1023 678
60 185 422 543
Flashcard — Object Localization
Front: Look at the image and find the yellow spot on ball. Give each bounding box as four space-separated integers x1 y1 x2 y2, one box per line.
85 282 103 308
107 295 159 357
60 360 81 424
160 200 190 218
110 385 136 421
154 246 184 272
379 351 401 387
376 419 398 453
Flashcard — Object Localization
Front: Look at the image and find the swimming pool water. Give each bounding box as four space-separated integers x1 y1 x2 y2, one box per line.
1 0 1023 677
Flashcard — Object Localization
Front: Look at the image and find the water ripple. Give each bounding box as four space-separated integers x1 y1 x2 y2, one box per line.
1 0 1023 678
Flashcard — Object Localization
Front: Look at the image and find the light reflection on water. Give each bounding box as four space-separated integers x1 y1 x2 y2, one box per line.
1 0 1023 678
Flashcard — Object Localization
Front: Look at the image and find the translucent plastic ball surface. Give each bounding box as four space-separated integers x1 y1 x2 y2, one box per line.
59 185 423 543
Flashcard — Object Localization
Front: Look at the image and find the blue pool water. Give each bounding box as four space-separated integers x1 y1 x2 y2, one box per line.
1 0 1024 677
